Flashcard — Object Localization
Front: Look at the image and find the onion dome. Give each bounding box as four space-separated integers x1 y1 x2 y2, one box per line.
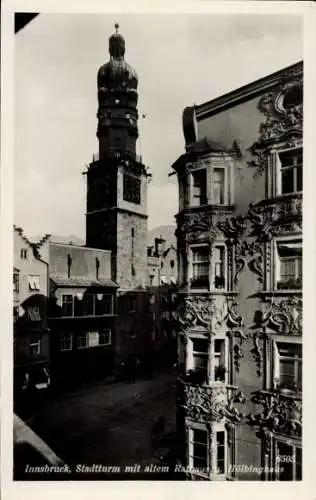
97 23 138 91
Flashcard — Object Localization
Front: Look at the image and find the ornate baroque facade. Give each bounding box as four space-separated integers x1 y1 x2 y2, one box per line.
172 61 303 481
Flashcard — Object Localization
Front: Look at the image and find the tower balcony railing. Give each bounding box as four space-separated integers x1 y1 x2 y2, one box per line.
91 151 143 164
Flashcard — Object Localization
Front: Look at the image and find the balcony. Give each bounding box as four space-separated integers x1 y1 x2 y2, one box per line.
177 378 245 424
249 388 302 437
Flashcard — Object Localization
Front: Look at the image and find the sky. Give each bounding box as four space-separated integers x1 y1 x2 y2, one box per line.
14 13 303 240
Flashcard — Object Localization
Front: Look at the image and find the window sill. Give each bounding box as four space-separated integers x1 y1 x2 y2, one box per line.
259 290 302 296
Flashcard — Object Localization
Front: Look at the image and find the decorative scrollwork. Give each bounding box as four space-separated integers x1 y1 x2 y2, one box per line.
252 297 302 335
248 389 302 437
235 239 264 284
182 384 245 424
217 215 246 239
247 70 303 178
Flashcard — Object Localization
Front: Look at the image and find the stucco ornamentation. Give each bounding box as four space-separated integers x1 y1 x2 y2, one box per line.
249 331 264 377
253 297 302 336
176 296 215 333
182 384 245 424
247 73 303 178
249 390 302 437
217 215 246 239
248 197 302 240
235 239 264 284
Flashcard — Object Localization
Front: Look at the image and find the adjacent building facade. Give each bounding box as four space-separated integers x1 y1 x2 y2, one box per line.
13 227 50 415
47 242 118 389
173 62 302 480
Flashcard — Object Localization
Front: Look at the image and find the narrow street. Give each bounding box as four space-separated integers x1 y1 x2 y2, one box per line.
19 368 183 480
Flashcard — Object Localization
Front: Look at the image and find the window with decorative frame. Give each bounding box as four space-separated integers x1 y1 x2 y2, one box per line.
212 244 227 290
188 426 209 472
273 340 302 392
186 336 209 384
213 338 228 383
190 245 210 290
277 147 302 196
275 239 302 290
212 167 226 205
273 438 302 480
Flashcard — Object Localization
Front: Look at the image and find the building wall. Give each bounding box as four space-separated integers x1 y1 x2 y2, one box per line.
49 243 112 281
48 242 117 388
13 228 50 415
174 62 303 481
116 211 148 290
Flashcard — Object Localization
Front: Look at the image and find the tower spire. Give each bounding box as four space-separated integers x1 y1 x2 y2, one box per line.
115 22 119 35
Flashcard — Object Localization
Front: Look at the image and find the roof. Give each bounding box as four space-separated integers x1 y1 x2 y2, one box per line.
50 276 119 288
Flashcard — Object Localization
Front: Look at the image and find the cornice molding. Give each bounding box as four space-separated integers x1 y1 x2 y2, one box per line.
195 61 303 120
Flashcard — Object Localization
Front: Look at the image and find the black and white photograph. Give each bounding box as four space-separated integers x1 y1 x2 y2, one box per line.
1 2 315 495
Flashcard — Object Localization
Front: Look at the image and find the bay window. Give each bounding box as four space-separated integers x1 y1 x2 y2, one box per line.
191 338 209 380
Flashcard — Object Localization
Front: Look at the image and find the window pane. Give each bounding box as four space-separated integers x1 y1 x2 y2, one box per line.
62 295 73 317
192 339 208 353
279 360 295 386
281 167 294 194
297 361 302 389
193 429 208 446
193 354 208 371
83 295 94 315
74 297 83 316
192 170 207 205
217 431 225 445
213 168 225 204
192 247 209 262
